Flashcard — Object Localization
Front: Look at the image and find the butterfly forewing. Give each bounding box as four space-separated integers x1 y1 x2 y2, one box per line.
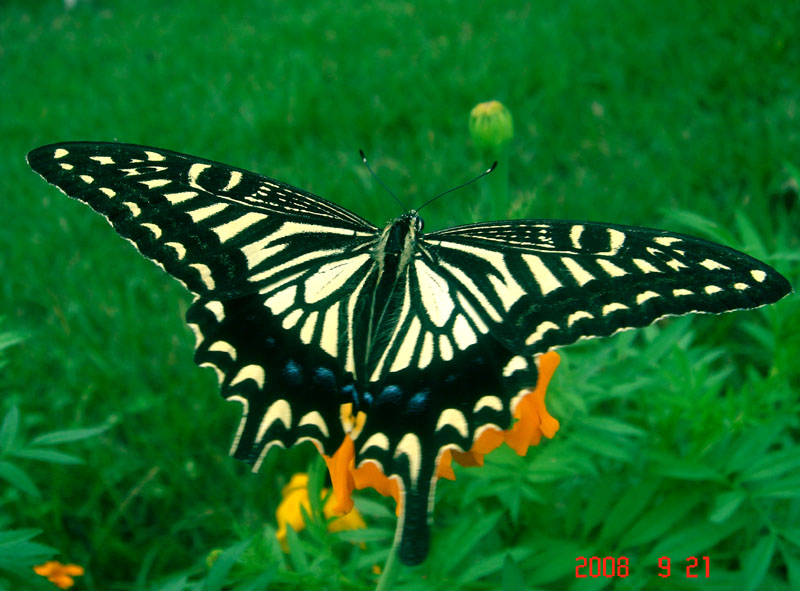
27 142 377 295
426 220 790 355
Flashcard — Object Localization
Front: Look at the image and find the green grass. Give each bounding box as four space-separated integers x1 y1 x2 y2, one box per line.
1 0 799 589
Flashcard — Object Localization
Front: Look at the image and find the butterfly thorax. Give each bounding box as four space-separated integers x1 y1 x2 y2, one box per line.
375 210 422 259
362 211 424 365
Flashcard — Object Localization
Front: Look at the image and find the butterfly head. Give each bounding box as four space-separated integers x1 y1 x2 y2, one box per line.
381 211 419 248
404 209 424 232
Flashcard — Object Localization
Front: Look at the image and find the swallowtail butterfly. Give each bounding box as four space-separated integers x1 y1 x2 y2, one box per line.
28 142 791 565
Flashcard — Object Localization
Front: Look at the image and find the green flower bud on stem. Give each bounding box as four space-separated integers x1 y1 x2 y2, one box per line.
469 100 513 220
469 100 514 150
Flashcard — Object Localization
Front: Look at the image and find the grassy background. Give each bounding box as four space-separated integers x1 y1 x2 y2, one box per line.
1 0 799 589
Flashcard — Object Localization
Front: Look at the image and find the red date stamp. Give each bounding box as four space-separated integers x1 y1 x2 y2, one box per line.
575 556 710 579
575 556 629 578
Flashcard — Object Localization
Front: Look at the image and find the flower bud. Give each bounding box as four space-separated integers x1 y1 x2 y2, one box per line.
469 100 514 150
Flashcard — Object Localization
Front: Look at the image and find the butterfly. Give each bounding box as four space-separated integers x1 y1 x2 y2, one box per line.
27 142 791 565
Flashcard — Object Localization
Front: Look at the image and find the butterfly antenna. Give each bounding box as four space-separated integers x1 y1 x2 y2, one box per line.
359 150 408 212
416 161 497 212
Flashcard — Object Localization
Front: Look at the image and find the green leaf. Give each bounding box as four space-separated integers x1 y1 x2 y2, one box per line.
0 406 19 452
353 496 395 519
459 548 530 582
502 553 527 591
153 575 189 591
285 526 307 572
740 448 800 483
0 330 25 352
578 416 647 438
599 479 661 544
661 209 738 246
237 570 276 591
202 538 251 591
782 529 800 547
581 475 619 537
742 533 776 591
9 448 83 464
31 424 109 445
0 460 39 497
644 515 746 563
739 321 778 356
525 447 595 482
570 430 635 463
723 427 775 475
445 511 502 575
336 527 391 544
734 209 768 257
785 160 800 184
783 543 800 591
0 542 54 562
0 529 42 545
709 490 746 523
750 475 800 499
524 539 585 586
649 451 724 482
621 490 705 547
0 528 54 561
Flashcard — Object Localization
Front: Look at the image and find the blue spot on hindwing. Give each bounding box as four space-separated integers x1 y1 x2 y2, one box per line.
282 359 303 385
339 384 373 412
312 367 336 389
408 390 429 414
380 385 402 405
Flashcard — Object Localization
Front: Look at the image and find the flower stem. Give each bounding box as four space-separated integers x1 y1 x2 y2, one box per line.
375 538 401 591
482 144 510 221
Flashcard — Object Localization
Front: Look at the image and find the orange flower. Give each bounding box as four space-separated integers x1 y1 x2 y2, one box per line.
33 561 85 589
275 473 367 551
320 351 561 518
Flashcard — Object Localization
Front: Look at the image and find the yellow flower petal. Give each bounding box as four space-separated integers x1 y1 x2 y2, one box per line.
281 472 310 496
325 494 367 532
275 470 368 552
275 473 315 550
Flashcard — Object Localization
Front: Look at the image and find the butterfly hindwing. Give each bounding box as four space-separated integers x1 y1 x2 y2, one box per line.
353 315 537 564
188 294 350 463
